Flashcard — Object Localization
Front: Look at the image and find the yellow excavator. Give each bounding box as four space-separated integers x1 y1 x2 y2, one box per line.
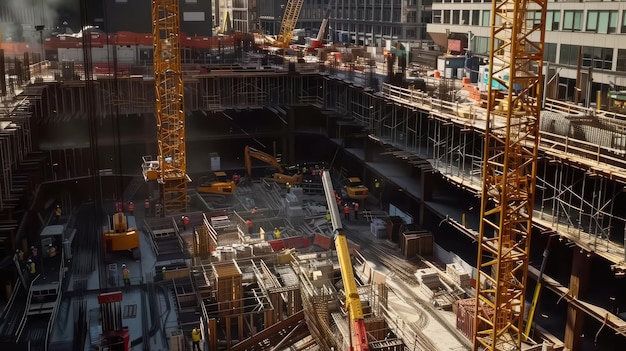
197 171 236 194
244 145 303 184
103 211 140 260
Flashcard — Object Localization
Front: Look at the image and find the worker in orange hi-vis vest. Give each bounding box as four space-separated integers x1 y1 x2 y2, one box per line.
343 204 350 220
353 202 360 220
128 201 135 215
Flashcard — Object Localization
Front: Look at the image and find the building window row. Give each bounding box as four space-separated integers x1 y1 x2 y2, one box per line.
435 9 626 34
471 37 620 72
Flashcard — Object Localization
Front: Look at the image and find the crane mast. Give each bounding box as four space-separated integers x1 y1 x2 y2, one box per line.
321 171 370 351
473 0 546 349
277 0 305 49
151 0 188 215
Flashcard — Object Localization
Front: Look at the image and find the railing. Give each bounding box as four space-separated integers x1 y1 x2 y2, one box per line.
15 276 37 341
0 278 22 323
44 252 65 351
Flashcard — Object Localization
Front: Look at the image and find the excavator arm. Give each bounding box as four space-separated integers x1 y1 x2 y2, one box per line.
244 145 284 176
321 171 370 351
244 145 303 184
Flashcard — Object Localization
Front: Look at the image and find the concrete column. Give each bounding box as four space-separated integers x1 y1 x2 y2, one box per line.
563 250 591 351
419 168 434 226
283 108 295 165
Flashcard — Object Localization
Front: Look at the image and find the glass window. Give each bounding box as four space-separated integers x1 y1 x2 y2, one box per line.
462 10 470 25
559 44 580 66
481 10 490 27
617 49 626 72
622 10 626 33
433 10 442 24
582 46 613 70
472 10 480 26
453 10 460 25
544 43 557 63
587 11 617 33
563 11 583 31
546 11 560 31
444 10 450 24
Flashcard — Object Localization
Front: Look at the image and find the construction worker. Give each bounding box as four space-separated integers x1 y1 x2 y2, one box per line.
191 328 201 351
16 249 24 262
274 227 281 240
325 211 331 222
31 245 38 259
48 243 56 258
54 205 62 224
353 202 359 220
343 204 350 220
181 215 190 231
232 173 241 183
246 219 254 234
122 264 130 286
162 266 167 279
27 259 36 275
374 178 381 191
144 198 151 217
286 182 291 192
251 207 258 214
128 201 135 215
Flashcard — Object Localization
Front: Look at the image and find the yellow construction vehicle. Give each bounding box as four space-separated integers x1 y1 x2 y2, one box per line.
196 171 235 194
344 177 368 200
103 211 140 259
321 171 370 351
244 145 303 184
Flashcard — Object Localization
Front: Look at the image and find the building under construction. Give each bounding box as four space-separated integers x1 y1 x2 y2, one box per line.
1 2 626 351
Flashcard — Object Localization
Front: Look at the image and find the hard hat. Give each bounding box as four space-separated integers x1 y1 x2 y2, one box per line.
31 246 34 249
49 243 53 247
122 264 126 268
16 249 20 253
57 205 60 208
27 259 32 263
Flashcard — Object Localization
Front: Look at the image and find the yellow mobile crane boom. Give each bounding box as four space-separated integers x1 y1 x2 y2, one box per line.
473 0 546 350
142 0 189 216
321 170 370 351
276 0 304 49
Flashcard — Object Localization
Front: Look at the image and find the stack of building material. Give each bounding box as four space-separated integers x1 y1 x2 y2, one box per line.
386 216 404 242
370 218 387 238
453 298 493 341
415 268 443 299
415 268 440 287
214 260 243 318
285 193 305 225
233 244 253 258
216 246 236 261
252 242 273 255
446 263 471 289
310 260 333 288
401 230 433 257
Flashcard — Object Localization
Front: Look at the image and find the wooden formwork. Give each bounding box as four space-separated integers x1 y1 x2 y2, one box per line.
213 260 243 318
401 230 433 257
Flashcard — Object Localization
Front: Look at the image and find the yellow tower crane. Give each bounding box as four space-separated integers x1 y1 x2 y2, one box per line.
276 0 305 49
473 0 546 350
142 0 189 216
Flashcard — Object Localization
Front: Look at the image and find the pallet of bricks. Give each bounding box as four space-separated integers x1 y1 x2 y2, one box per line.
400 230 433 257
453 298 494 341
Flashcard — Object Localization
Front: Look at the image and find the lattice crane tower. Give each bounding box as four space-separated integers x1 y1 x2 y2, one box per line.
277 0 305 49
473 0 547 350
151 0 188 215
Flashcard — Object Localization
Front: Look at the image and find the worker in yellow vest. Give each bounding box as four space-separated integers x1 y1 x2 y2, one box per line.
122 264 130 286
27 259 36 275
191 328 201 351
49 243 56 258
274 227 281 239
